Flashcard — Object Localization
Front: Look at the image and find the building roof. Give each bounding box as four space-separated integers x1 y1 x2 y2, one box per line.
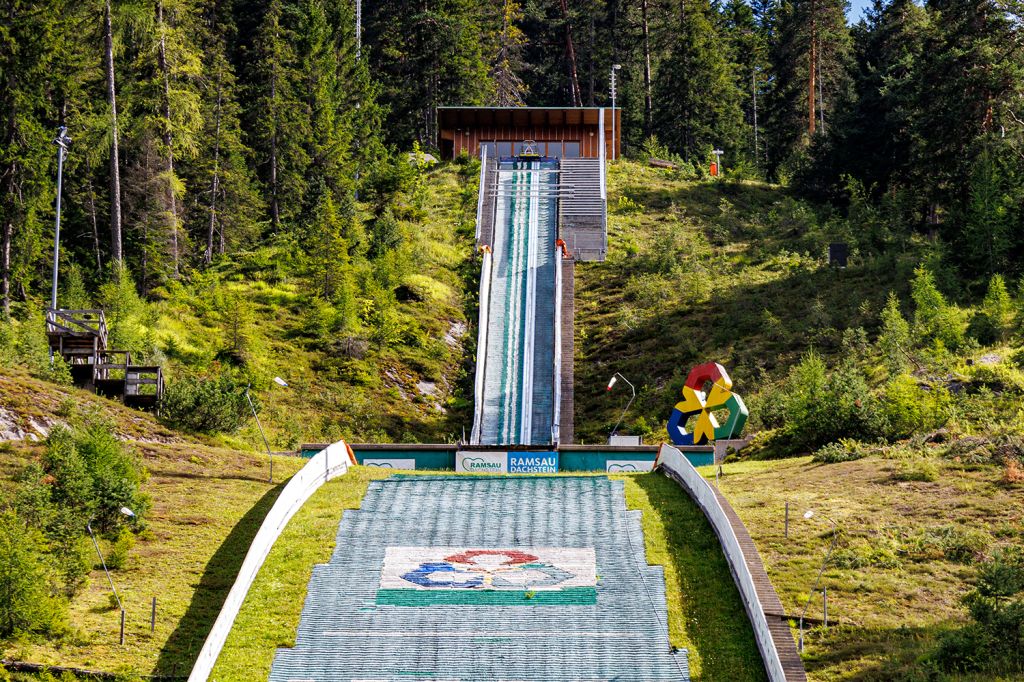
438 106 609 129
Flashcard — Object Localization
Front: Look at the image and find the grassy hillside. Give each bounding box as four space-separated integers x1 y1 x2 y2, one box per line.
0 368 306 676
714 453 1023 681
574 160 926 443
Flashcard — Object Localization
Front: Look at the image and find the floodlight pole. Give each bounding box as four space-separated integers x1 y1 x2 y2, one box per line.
607 372 635 438
799 513 838 652
246 385 273 483
50 126 71 313
712 149 724 177
87 518 125 644
610 65 621 161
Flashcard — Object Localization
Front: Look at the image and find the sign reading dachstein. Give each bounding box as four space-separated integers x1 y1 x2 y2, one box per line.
456 451 559 474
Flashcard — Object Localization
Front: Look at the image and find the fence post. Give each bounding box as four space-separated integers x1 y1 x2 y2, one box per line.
151 597 157 632
823 587 828 627
785 501 789 539
120 609 125 645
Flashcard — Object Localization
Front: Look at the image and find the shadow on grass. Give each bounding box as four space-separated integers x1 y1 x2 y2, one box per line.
633 473 767 682
153 482 285 677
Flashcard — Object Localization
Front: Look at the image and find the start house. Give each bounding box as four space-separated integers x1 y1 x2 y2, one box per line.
437 106 621 161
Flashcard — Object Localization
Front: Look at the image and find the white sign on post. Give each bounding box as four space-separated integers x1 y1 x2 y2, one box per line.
456 451 508 474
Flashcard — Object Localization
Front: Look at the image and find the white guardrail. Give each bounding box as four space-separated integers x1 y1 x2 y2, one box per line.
551 243 562 445
656 444 788 682
470 247 493 444
187 441 355 682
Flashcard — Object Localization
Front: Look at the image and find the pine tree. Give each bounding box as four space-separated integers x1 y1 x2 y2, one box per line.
652 0 743 161
486 0 528 106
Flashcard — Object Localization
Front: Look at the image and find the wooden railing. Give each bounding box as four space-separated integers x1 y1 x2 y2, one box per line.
46 308 108 348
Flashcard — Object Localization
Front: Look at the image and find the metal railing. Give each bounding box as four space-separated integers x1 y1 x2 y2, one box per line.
474 146 488 243
551 242 563 445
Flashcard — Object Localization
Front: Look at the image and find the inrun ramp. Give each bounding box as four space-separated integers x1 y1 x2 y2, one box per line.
475 160 559 445
269 476 690 681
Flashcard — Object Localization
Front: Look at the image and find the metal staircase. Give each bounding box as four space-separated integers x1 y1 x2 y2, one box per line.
559 158 607 261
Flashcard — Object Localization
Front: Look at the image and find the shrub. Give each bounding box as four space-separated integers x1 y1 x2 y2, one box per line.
905 525 990 563
877 292 911 376
911 266 966 350
779 352 887 452
161 371 253 433
881 375 952 440
965 361 1024 394
0 510 68 637
105 527 136 570
933 547 1024 674
812 439 866 463
893 457 940 482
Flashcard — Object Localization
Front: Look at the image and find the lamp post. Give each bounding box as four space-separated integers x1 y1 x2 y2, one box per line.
87 506 134 645
606 372 635 438
50 126 71 313
246 377 289 483
799 509 838 652
610 64 622 161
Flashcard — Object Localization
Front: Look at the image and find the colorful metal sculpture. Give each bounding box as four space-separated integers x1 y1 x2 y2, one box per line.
667 362 748 446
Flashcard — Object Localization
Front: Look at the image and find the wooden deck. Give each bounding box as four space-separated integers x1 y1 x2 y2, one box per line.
45 308 164 409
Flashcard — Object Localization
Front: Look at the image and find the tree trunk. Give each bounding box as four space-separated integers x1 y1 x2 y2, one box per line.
808 3 817 136
85 158 103 272
157 0 179 276
269 37 280 231
105 0 123 267
206 67 223 265
1 219 11 319
559 0 582 106
642 0 653 133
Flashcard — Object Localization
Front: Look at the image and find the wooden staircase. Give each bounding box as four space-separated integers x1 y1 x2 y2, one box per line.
45 309 164 410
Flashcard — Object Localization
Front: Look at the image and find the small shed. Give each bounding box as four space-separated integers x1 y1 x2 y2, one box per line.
437 106 620 161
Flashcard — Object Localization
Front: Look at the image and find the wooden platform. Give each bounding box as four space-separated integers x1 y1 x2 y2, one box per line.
46 308 164 409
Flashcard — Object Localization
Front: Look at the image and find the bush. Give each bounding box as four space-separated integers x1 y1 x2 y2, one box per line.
911 266 966 350
105 527 136 570
812 439 866 463
881 375 952 440
893 456 940 482
0 510 68 637
877 292 911 376
933 547 1024 674
905 524 990 563
161 371 253 433
779 351 887 452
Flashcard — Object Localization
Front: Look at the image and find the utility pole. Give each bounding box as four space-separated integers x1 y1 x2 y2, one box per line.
51 127 71 312
610 64 621 161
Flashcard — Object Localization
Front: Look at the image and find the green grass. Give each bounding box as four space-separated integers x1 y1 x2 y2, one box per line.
575 160 926 444
212 469 764 682
710 453 1024 681
0 368 309 677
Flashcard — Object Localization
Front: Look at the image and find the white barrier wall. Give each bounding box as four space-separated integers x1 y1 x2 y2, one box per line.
187 441 353 682
657 444 788 682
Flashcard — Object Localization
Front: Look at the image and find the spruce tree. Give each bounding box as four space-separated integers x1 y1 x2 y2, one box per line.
652 0 743 162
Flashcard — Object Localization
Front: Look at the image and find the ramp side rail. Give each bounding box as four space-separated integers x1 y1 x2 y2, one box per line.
657 444 801 682
470 246 493 444
551 241 562 445
187 441 355 682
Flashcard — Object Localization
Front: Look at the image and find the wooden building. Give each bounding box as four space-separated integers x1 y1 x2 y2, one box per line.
437 107 620 161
